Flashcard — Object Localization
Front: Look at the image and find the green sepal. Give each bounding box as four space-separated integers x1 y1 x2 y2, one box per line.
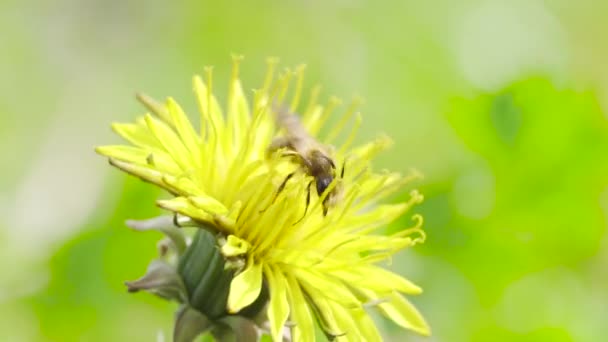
125 260 187 303
178 229 233 319
174 305 212 342
126 216 187 255
211 316 261 342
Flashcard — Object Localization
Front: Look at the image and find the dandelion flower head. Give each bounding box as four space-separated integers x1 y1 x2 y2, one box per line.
96 56 429 341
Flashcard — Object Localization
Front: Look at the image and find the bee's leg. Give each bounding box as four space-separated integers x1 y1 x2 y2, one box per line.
280 150 302 162
276 172 295 197
260 172 296 213
293 180 314 225
267 136 292 156
322 198 329 216
318 160 346 218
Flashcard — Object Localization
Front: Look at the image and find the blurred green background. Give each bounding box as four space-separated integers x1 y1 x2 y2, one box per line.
2 0 608 341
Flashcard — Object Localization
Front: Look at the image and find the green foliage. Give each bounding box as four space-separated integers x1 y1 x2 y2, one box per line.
412 77 608 341
27 177 173 341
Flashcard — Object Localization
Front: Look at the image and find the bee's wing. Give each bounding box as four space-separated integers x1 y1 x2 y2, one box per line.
273 104 310 138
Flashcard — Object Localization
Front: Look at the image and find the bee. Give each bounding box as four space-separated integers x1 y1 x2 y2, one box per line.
264 105 344 220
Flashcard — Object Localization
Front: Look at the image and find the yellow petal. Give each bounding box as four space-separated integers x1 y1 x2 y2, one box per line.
156 197 213 224
347 135 393 178
341 203 409 235
221 235 251 257
376 292 430 336
144 114 192 171
351 135 393 160
285 273 315 342
324 234 413 258
188 196 229 215
351 308 382 342
233 79 251 130
227 56 250 148
193 74 225 137
307 96 340 136
96 145 181 175
294 269 360 308
264 264 289 342
227 260 263 313
324 302 361 341
304 294 343 339
111 121 164 150
166 97 201 165
106 158 177 194
162 176 204 197
96 145 149 163
333 266 422 295
136 92 172 125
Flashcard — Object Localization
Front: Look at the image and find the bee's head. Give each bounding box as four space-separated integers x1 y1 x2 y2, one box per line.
317 175 344 216
315 175 333 196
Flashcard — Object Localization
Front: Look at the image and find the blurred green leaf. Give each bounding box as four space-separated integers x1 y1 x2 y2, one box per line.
408 76 608 341
27 175 174 341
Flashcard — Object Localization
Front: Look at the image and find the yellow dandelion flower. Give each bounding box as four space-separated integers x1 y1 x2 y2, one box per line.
97 56 430 341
